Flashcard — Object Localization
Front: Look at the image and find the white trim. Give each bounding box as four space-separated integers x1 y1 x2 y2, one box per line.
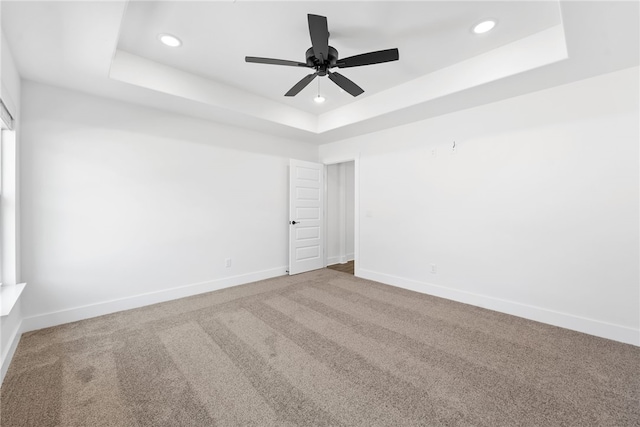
0 319 22 385
0 98 14 130
0 82 18 128
359 268 640 347
0 282 26 317
323 164 328 268
338 163 347 263
353 156 360 277
327 256 341 266
327 254 355 266
21 267 286 333
1 128 19 286
323 155 360 275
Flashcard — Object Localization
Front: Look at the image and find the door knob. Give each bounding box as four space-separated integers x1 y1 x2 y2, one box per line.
290 220 299 225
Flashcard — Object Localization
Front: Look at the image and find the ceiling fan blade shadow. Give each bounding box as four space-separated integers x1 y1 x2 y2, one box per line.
308 14 329 62
285 73 319 97
245 57 310 67
336 48 399 68
328 72 364 97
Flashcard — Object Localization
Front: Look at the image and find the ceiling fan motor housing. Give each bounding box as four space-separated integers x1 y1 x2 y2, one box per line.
306 46 338 75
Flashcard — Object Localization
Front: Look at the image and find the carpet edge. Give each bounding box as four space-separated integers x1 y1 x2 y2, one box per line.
358 268 640 346
20 266 288 335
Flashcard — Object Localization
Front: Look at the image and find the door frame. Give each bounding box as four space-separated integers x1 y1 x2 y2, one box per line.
323 155 360 277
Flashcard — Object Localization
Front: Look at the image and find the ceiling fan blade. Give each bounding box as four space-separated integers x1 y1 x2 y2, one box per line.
336 48 399 68
245 57 310 67
308 14 329 62
285 73 318 97
328 71 364 97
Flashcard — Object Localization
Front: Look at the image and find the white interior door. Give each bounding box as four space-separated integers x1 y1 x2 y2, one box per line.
289 159 324 275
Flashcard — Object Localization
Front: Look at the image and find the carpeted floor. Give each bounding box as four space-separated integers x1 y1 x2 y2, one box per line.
2 269 639 426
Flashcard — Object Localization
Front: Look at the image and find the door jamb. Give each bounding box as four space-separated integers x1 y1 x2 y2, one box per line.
323 155 360 277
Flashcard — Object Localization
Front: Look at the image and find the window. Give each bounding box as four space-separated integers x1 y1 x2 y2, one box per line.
0 120 4 284
0 100 11 286
0 97 24 317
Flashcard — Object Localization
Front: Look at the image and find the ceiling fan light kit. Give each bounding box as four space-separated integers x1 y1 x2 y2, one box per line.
245 14 399 98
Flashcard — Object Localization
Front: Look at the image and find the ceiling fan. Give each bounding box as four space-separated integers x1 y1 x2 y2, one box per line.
245 14 399 98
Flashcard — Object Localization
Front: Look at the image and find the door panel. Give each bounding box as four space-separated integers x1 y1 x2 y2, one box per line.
289 159 324 275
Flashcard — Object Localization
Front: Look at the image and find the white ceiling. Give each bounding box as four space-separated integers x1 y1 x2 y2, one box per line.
117 1 561 113
1 1 638 144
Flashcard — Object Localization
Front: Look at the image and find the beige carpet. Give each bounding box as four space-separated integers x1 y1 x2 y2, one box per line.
2 269 639 426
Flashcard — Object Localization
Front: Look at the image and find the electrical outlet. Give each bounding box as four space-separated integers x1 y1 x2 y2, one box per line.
430 264 437 274
225 258 232 268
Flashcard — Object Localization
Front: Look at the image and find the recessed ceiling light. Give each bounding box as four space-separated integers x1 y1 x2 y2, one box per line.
314 95 326 104
472 20 496 34
158 33 182 47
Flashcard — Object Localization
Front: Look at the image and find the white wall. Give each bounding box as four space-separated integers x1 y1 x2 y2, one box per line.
0 29 23 383
319 67 640 345
0 299 21 381
19 81 317 329
326 161 355 265
1 31 20 120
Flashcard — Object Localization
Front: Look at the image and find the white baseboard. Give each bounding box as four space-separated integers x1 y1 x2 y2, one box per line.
358 268 640 347
21 267 287 334
1 319 23 386
327 253 355 266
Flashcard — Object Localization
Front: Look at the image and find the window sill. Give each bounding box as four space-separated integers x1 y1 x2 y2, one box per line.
1 283 26 317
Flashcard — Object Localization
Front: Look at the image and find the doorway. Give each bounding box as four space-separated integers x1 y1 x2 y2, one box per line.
325 161 355 274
